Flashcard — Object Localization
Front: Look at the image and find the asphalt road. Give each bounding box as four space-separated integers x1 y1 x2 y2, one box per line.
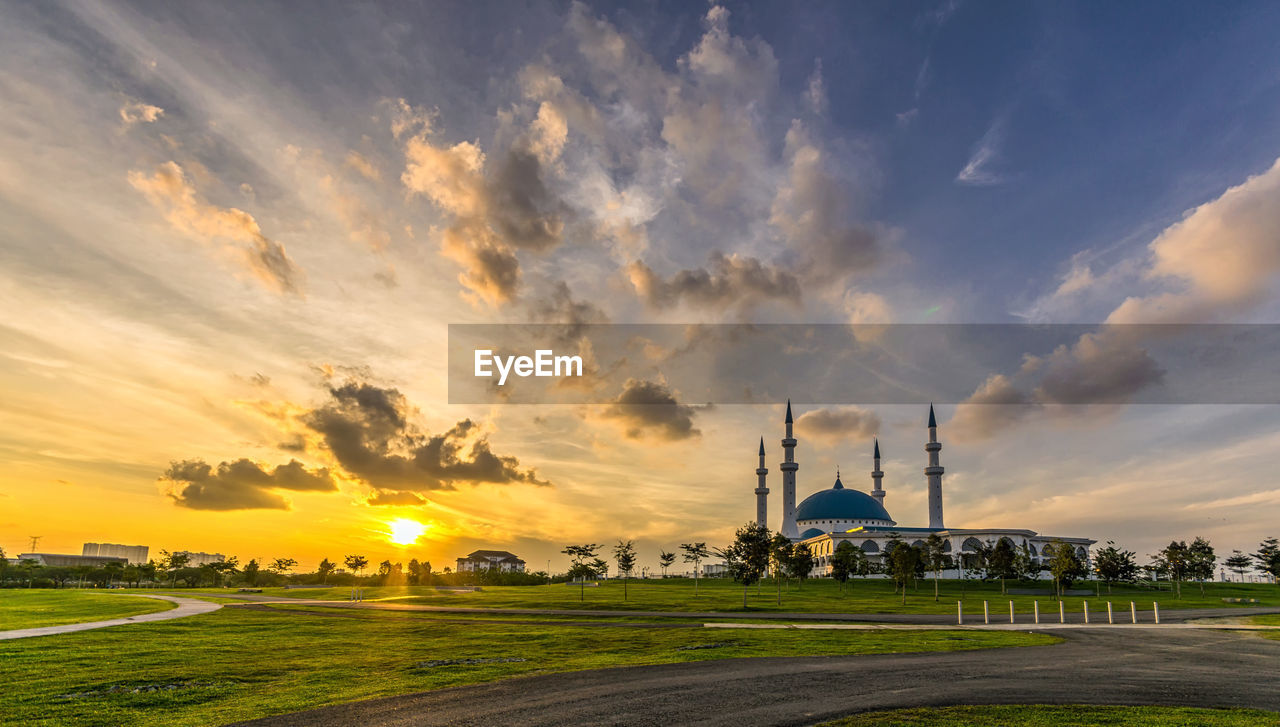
234 628 1280 727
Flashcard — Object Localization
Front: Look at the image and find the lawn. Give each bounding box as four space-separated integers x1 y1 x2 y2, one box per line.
0 603 1056 726
154 577 1280 617
820 705 1280 726
1252 613 1280 640
0 590 175 630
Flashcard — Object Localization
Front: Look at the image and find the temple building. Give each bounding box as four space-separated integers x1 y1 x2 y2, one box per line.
754 402 1094 576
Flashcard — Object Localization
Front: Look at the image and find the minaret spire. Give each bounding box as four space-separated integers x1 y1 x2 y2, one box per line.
754 437 769 529
780 399 799 539
870 437 885 508
925 404 945 529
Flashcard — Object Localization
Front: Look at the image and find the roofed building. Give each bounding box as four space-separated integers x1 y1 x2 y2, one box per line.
456 550 526 573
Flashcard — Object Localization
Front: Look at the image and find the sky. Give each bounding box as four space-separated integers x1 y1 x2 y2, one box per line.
2 0 1280 574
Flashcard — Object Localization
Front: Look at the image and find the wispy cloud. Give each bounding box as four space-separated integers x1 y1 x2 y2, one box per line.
956 115 1009 186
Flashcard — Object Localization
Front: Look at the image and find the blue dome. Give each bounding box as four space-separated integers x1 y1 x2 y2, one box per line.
795 480 893 523
799 527 825 539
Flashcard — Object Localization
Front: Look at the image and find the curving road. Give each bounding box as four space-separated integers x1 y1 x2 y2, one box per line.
234 627 1280 727
0 595 221 640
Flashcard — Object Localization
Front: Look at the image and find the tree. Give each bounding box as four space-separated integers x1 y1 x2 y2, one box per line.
1092 541 1139 594
680 542 710 596
988 539 1017 594
270 558 298 578
1153 541 1191 598
885 539 922 605
562 544 601 602
163 551 191 588
316 558 337 584
203 557 238 588
1253 538 1280 586
658 550 676 577
242 559 261 587
717 523 772 608
1225 550 1252 582
768 532 793 605
1047 542 1085 600
923 534 951 602
830 542 866 594
1187 537 1215 596
613 539 637 600
1015 543 1040 583
407 558 423 585
787 543 814 589
344 554 369 581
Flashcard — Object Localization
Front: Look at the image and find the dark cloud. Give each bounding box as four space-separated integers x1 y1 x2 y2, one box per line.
162 458 334 511
366 490 429 507
400 115 568 305
627 253 800 311
949 374 1036 442
1033 332 1165 404
602 378 702 441
302 380 550 491
795 406 881 444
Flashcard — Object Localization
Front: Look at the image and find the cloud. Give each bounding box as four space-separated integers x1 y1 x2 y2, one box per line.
772 122 882 281
162 458 335 511
119 99 164 127
344 151 381 181
302 379 550 490
627 253 800 311
601 378 702 441
949 374 1035 442
1107 157 1280 324
1031 331 1165 404
366 490 428 507
804 59 828 115
795 406 880 444
128 161 302 294
956 116 1008 186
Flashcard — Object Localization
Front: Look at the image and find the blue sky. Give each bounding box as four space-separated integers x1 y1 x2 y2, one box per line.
2 0 1280 569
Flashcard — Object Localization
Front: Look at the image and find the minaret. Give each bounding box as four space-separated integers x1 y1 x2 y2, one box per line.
754 437 769 529
780 400 799 538
870 438 885 508
925 404 945 529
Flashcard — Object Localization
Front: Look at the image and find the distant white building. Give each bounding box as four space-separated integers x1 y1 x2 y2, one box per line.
456 550 526 573
83 542 149 565
19 552 128 567
172 551 226 567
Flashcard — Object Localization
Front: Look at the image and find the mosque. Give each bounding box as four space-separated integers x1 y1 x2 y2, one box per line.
753 402 1094 576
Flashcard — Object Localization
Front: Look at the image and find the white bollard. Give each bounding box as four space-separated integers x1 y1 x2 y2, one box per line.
1084 601 1090 624
1107 602 1114 624
958 600 963 625
1034 600 1040 624
983 600 989 624
1154 602 1160 624
1010 600 1015 624
1130 601 1137 624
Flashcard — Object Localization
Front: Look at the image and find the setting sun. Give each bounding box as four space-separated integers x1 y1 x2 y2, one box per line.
386 518 427 545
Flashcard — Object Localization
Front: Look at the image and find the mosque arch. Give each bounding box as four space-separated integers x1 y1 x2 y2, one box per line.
961 537 984 552
942 540 952 552
860 540 879 553
1076 546 1089 559
911 540 926 549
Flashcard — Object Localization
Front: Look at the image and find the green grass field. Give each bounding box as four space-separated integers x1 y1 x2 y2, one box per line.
0 600 1055 726
1252 613 1280 640
0 591 175 630
820 705 1280 726
155 577 1280 616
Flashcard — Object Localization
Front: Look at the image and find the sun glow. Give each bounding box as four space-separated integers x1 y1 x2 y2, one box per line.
386 518 427 545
